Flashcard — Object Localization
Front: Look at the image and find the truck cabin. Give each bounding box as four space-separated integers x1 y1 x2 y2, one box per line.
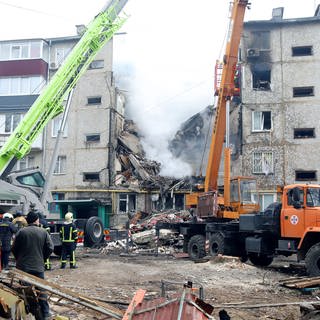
229 177 260 214
285 184 320 209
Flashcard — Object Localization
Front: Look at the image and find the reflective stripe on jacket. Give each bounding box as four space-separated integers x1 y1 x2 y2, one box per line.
60 223 78 242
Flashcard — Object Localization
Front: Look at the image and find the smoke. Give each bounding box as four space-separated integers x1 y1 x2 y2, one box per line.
114 0 226 178
113 0 318 179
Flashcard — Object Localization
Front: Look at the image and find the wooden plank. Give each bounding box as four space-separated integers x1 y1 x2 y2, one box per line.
6 269 124 319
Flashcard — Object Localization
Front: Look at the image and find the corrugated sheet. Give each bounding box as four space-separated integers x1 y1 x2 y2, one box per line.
128 291 214 320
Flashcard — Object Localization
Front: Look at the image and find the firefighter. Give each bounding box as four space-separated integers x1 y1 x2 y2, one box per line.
60 212 78 269
0 213 17 270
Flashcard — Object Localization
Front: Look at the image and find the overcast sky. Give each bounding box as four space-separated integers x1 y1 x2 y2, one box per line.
0 0 319 176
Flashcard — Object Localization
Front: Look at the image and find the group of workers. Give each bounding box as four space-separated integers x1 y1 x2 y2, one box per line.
0 210 79 320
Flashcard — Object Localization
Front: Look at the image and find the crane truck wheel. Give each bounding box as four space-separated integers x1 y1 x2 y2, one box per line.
188 235 206 260
209 233 224 256
84 216 104 247
248 253 273 267
305 243 320 276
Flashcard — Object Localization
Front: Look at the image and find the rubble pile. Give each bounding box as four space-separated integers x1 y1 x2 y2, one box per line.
101 209 192 255
129 209 191 234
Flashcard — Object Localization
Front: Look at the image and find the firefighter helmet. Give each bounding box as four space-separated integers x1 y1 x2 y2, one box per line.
65 212 73 222
3 212 13 220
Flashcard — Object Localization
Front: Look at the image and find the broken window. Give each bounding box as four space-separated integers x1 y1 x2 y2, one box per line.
87 96 102 105
251 63 271 90
252 70 271 90
293 87 314 97
294 128 315 139
292 46 313 56
83 172 100 181
295 170 317 181
253 151 273 174
118 193 136 213
86 134 100 142
252 111 271 131
251 31 270 50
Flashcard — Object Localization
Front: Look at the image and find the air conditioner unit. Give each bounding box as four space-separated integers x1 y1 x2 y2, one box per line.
49 62 58 70
247 48 260 57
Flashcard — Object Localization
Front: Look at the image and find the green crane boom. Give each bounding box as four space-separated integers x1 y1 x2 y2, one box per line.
0 0 128 177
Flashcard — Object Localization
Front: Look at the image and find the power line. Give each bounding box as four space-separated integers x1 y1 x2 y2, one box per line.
0 1 68 21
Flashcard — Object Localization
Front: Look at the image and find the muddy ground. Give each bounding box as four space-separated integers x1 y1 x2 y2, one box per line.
41 246 320 320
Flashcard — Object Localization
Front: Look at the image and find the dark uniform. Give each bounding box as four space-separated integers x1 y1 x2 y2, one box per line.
0 214 17 269
60 218 78 269
39 217 52 271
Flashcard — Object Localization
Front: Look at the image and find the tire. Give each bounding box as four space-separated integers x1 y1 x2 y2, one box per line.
248 253 273 267
305 243 320 276
84 216 104 247
53 245 62 257
209 233 224 257
188 235 206 260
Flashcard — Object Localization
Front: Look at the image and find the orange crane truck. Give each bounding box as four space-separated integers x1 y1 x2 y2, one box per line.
156 0 320 276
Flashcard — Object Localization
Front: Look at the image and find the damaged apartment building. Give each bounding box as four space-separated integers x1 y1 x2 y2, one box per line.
230 6 320 209
0 27 186 227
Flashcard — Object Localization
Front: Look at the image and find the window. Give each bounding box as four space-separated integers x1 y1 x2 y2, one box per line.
259 193 276 211
292 46 313 56
53 155 67 174
294 128 315 139
89 60 104 69
0 41 43 60
5 113 23 133
55 47 71 66
49 192 65 214
118 193 136 213
52 115 68 137
287 187 303 206
252 111 271 132
252 70 271 90
83 172 100 181
16 171 45 187
86 134 100 142
0 76 44 95
306 188 320 207
13 156 35 171
293 86 314 97
253 151 273 174
295 170 317 181
87 97 102 105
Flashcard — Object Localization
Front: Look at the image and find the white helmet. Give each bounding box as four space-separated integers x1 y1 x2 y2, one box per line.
65 212 73 222
3 213 13 220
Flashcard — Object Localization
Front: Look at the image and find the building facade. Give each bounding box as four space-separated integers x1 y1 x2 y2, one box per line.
233 7 320 209
0 33 133 224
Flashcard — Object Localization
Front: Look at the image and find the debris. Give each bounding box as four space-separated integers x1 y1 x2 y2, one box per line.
124 286 215 319
279 276 320 289
0 269 124 319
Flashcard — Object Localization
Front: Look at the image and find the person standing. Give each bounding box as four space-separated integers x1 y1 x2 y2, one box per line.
0 213 17 270
12 211 28 230
12 211 53 319
39 215 52 271
60 212 78 269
